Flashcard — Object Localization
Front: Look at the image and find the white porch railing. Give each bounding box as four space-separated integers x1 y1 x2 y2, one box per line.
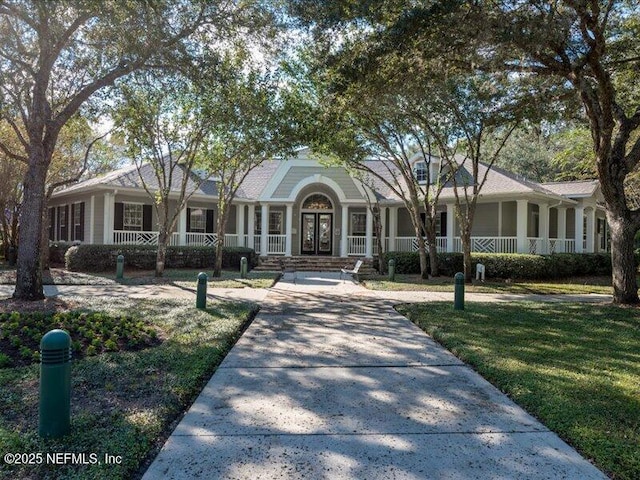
267 234 286 255
185 232 218 247
391 236 448 253
113 230 159 245
548 238 576 253
347 236 367 256
527 237 544 254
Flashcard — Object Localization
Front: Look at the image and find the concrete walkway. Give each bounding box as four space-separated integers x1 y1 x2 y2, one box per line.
144 272 607 480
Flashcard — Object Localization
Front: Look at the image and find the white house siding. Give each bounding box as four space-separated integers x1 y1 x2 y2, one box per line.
48 193 91 242
272 166 362 200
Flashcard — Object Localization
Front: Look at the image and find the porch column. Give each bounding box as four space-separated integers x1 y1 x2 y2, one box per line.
178 207 187 246
388 206 397 252
574 205 584 253
585 207 596 253
446 203 455 252
516 199 528 253
103 192 114 244
557 207 567 252
260 204 269 256
341 205 349 256
247 205 256 252
89 195 95 244
285 203 293 256
236 204 245 247
538 203 549 254
379 206 387 253
365 207 373 258
497 201 503 237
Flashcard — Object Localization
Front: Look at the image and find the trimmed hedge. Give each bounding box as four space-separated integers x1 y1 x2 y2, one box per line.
65 244 257 272
49 241 79 264
382 251 613 280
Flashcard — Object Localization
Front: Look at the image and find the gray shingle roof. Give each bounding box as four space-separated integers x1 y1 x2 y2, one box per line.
541 180 599 197
55 162 220 197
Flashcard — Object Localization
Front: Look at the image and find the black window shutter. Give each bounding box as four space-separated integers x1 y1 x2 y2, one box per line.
114 202 124 230
206 209 214 233
49 208 55 241
78 202 85 241
441 211 447 237
186 208 191 232
56 207 62 240
61 205 69 240
70 204 76 241
143 204 153 231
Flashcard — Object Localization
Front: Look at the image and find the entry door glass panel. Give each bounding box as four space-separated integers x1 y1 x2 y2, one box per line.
302 213 316 254
318 214 332 253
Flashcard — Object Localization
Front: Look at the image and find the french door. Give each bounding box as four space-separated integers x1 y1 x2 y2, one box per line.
301 213 332 255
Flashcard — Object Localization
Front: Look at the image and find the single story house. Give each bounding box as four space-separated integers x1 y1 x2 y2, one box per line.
48 148 609 258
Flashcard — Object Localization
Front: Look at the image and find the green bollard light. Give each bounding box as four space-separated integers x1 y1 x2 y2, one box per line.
39 329 72 438
454 272 465 310
116 254 124 279
196 272 208 309
240 256 248 279
388 258 396 281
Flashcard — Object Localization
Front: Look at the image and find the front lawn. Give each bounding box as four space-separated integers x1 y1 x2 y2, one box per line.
365 274 616 294
398 301 640 480
0 297 257 479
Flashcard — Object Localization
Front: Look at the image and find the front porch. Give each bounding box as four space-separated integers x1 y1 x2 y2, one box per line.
110 230 592 256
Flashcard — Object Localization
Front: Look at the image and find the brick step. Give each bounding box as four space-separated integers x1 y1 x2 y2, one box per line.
254 256 377 274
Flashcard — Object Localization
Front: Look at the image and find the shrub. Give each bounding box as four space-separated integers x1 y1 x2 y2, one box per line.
49 241 79 265
381 251 612 280
65 244 257 272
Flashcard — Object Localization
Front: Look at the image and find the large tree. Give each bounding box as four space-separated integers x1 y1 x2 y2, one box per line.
114 73 211 277
195 52 296 277
490 1 640 304
0 0 249 299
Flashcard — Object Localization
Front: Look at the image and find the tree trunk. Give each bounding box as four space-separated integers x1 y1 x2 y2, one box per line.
428 241 439 277
608 215 639 305
40 204 51 271
155 230 169 277
461 230 473 283
213 209 228 278
416 235 429 279
13 157 48 300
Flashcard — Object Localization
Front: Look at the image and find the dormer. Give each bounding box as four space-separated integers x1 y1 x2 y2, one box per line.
411 153 445 185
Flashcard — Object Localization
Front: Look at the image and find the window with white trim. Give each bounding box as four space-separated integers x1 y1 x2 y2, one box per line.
351 213 366 236
124 203 143 231
59 207 66 228
414 161 428 182
190 209 206 232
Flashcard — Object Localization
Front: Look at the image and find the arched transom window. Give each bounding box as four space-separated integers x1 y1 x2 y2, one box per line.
302 194 332 210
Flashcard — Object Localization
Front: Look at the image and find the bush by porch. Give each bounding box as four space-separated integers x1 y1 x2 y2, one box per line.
64 245 257 272
381 251 614 280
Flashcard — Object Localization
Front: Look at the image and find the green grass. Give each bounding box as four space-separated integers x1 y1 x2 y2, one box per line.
364 274 616 294
0 297 257 479
398 301 640 480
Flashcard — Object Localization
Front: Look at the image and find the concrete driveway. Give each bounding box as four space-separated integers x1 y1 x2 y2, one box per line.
143 273 607 479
